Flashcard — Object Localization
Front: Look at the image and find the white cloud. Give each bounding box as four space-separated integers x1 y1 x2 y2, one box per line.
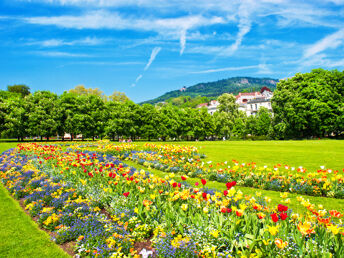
131 74 143 87
24 11 225 54
27 36 106 47
33 51 91 57
132 47 161 87
179 30 186 55
144 47 161 71
190 65 260 74
303 29 344 58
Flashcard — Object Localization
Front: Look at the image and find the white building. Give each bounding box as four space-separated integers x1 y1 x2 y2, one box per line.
207 100 220 115
197 87 273 116
246 98 272 116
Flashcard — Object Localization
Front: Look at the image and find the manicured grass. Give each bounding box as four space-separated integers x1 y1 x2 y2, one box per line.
137 139 344 172
0 142 20 153
0 184 70 258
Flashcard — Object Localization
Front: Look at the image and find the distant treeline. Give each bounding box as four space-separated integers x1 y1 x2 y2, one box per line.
0 68 343 141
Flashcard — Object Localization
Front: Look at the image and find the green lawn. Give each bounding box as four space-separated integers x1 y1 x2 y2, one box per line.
143 139 344 172
0 142 70 257
0 184 69 258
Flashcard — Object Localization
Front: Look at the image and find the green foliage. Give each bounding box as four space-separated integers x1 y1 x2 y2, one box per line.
3 96 28 141
272 68 344 138
26 91 60 140
141 76 277 105
7 84 30 97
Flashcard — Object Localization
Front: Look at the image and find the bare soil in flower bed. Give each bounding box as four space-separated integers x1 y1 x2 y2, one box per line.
19 199 75 257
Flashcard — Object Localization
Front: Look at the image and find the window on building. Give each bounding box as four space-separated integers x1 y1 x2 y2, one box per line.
255 104 257 110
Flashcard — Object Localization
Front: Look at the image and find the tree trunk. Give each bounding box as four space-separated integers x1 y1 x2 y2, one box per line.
93 136 95 141
47 136 49 141
17 136 20 142
40 136 43 141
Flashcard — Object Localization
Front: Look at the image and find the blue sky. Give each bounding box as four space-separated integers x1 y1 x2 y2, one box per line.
0 0 344 102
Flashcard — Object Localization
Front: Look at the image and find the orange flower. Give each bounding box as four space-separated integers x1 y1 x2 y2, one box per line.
77 235 84 241
275 238 288 249
329 210 343 218
236 209 243 217
297 221 315 235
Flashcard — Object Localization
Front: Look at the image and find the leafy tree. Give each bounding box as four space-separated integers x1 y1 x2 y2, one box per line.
69 85 106 100
78 94 107 140
26 91 60 140
3 96 28 141
272 69 344 138
232 111 248 138
105 101 122 141
7 84 30 97
140 104 159 140
109 91 130 103
217 93 239 120
255 107 272 136
59 92 82 140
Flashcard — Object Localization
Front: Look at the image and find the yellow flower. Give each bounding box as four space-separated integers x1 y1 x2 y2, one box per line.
265 225 279 236
262 239 271 246
181 204 188 211
203 207 209 214
210 230 219 238
327 224 341 235
297 221 315 235
280 192 288 199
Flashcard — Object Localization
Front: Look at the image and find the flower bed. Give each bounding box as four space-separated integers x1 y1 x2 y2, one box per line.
72 142 344 198
1 143 344 257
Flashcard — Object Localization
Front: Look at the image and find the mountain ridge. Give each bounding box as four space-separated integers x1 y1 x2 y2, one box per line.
140 76 279 105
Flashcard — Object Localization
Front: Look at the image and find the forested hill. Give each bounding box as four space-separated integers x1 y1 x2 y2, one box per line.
141 77 279 105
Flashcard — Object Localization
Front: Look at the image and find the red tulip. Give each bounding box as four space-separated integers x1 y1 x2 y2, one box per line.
278 204 288 212
271 213 279 222
280 212 288 220
181 176 187 181
202 192 207 199
195 182 199 186
227 208 232 213
172 182 178 188
108 172 113 178
223 190 228 196
178 183 181 188
201 179 207 186
88 172 93 177
221 207 227 213
123 192 130 197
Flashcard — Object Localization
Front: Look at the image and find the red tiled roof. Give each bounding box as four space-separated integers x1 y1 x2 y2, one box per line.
197 103 208 108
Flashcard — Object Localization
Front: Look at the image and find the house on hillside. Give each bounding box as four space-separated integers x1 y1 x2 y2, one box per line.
196 103 208 108
246 98 272 116
207 100 220 115
197 87 273 116
235 92 262 104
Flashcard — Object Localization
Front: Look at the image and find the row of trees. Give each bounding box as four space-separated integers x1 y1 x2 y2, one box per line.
0 89 272 141
0 69 343 141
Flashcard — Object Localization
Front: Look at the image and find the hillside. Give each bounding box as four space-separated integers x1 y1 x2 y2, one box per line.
141 77 279 105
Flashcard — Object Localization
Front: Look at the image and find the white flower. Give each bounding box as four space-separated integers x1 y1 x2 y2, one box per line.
140 248 153 258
